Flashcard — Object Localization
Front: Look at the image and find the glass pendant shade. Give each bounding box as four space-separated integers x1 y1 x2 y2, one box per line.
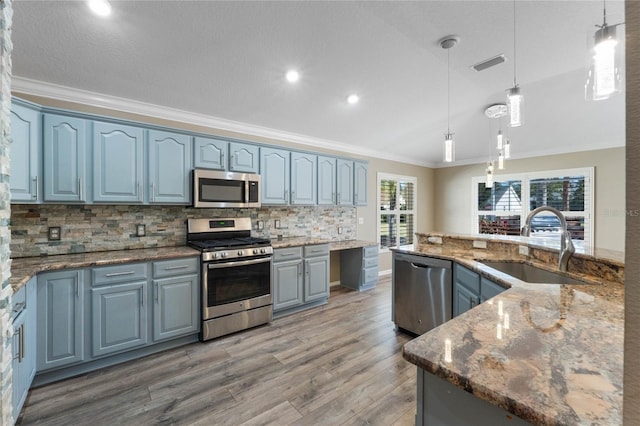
443 133 455 163
485 162 494 188
496 130 504 149
586 24 622 100
498 151 505 170
504 139 511 159
507 85 523 127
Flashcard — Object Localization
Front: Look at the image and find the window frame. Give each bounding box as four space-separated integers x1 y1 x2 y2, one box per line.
377 172 418 253
471 167 594 252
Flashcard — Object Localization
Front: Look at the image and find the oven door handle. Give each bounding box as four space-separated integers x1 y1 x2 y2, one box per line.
207 256 271 269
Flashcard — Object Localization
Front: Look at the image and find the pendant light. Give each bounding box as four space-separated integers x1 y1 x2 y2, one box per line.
484 103 509 171
485 161 494 189
585 0 623 100
441 36 459 163
507 0 523 127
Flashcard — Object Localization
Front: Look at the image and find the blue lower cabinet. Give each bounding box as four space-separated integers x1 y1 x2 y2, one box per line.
91 281 148 357
12 278 37 420
37 270 85 371
153 274 199 342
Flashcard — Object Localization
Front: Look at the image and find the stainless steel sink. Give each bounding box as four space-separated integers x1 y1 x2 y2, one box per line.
480 261 589 285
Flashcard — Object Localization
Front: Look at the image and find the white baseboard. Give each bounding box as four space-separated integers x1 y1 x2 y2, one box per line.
378 269 392 277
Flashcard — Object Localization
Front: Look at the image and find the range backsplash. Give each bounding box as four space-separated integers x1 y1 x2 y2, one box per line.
10 204 357 258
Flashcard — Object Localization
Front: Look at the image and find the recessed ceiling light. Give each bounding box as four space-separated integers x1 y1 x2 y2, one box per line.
285 70 300 83
346 94 359 105
87 0 112 17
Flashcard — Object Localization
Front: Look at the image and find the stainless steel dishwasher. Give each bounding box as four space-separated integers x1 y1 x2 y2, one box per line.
392 252 452 335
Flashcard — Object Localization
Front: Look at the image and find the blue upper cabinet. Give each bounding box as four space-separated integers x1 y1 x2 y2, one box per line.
10 102 41 203
43 114 88 202
291 152 317 205
93 121 144 203
261 147 290 204
194 136 227 170
229 142 259 173
354 161 368 206
317 156 336 205
336 159 354 205
148 130 192 204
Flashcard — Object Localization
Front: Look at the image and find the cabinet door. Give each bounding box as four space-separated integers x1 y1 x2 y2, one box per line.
453 282 479 318
93 121 144 203
37 270 84 371
91 281 148 357
304 256 329 303
354 161 368 206
336 159 354 205
273 259 303 311
194 136 226 170
148 130 192 204
261 147 290 205
291 152 316 205
317 156 336 205
10 103 41 202
12 311 27 420
43 114 87 202
480 277 506 303
153 274 199 342
229 142 259 173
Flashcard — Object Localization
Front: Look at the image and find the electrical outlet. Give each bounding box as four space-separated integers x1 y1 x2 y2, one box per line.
358 217 364 225
338 227 343 234
275 219 281 229
519 245 529 256
48 227 61 241
257 220 264 230
136 224 146 237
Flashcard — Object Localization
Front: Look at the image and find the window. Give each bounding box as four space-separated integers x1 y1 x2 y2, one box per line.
472 167 594 252
378 173 417 251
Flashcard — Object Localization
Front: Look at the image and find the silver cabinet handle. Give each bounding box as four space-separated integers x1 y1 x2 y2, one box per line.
79 177 84 201
155 283 159 303
297 263 301 276
76 281 79 298
13 324 24 361
150 182 155 202
164 265 189 270
332 192 336 203
221 152 225 167
33 176 39 200
305 262 309 274
138 182 142 202
104 271 136 277
13 326 21 360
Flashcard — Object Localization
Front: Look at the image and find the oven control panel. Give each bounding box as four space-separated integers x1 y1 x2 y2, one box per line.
202 246 273 262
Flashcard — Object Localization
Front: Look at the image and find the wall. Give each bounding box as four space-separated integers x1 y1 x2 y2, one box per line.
625 1 640 423
10 204 355 257
0 1 12 424
433 147 625 252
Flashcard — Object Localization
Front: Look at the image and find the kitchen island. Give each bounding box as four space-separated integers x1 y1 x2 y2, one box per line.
400 233 624 425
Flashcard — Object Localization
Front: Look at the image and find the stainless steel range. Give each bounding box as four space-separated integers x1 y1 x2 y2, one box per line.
187 218 273 341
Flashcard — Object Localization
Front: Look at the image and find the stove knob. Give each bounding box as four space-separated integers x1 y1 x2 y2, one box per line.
212 252 218 259
253 249 259 255
260 248 266 254
221 252 227 258
237 250 244 256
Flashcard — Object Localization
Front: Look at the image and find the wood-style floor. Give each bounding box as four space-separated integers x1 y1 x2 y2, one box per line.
18 276 417 426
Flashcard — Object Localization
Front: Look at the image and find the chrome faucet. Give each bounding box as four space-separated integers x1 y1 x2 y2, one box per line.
521 206 575 272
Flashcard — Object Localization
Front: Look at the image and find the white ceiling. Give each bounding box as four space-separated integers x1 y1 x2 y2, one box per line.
10 0 626 167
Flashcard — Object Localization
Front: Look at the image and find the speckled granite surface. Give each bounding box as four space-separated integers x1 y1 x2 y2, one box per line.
10 246 200 292
271 237 376 251
399 236 624 425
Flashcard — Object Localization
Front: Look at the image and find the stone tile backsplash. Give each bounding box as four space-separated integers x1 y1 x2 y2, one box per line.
10 204 356 258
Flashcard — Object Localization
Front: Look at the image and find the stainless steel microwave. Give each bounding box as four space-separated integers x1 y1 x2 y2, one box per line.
192 169 261 208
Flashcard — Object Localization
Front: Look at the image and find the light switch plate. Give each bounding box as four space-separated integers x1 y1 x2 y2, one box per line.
136 224 146 237
275 219 281 229
338 226 343 234
358 217 364 225
48 227 61 241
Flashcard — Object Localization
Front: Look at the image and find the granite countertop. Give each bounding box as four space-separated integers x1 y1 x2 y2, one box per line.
270 237 377 251
399 244 624 425
10 246 201 293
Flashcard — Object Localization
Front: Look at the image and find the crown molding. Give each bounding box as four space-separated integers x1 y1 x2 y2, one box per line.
12 76 435 168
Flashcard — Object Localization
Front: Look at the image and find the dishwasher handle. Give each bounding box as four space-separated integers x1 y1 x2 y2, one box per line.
410 262 431 269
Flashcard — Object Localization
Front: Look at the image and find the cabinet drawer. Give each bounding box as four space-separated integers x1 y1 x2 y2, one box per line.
364 257 378 269
153 257 199 278
273 246 303 262
304 244 329 258
454 264 480 294
364 267 378 283
93 263 148 286
12 285 26 320
363 246 378 258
